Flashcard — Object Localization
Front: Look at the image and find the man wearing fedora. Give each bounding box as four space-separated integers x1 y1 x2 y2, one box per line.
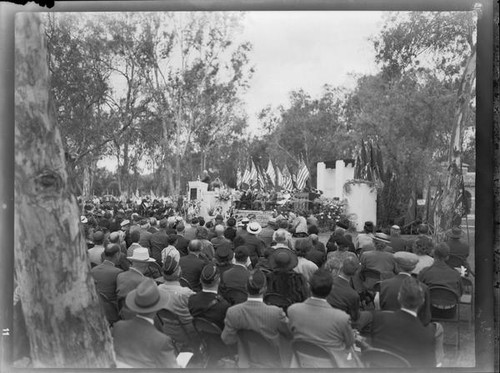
116 247 158 319
445 226 470 262
354 221 375 253
389 225 408 252
87 230 105 267
234 221 266 267
214 242 235 276
112 278 179 368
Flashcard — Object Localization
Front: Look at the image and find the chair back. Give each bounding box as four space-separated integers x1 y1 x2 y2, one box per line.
429 286 459 307
292 339 338 368
193 318 231 367
224 288 248 305
237 329 281 368
264 292 292 312
155 309 195 354
361 347 411 368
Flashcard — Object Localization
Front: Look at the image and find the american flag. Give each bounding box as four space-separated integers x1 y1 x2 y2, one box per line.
266 159 276 186
295 158 310 191
236 167 242 189
276 166 283 188
241 162 250 186
282 165 293 191
249 160 258 188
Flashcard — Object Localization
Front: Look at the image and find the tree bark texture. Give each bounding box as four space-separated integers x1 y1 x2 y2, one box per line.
14 14 115 368
434 47 476 240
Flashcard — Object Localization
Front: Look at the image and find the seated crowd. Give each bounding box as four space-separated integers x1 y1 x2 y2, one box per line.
83 206 472 368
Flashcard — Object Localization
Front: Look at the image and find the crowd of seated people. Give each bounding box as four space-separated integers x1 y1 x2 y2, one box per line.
73 205 473 368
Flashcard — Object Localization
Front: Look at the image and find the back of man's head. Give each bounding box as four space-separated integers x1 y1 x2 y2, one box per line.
310 269 333 298
273 229 288 243
246 269 267 296
104 243 120 259
295 238 313 257
176 222 185 233
215 224 225 236
341 256 359 277
188 239 202 253
130 229 141 243
398 277 425 311
234 245 250 264
433 242 450 260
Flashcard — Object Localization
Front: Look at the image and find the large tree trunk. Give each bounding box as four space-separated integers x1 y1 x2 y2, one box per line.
434 46 476 240
14 13 115 368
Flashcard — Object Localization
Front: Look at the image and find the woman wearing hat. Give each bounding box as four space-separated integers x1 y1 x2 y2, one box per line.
265 249 310 305
112 279 179 368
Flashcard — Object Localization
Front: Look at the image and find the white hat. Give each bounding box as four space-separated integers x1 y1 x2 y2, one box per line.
247 221 262 235
80 216 88 224
127 247 156 262
120 219 130 228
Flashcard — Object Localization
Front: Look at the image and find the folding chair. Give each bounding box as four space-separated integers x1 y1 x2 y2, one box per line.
429 285 460 350
236 329 282 368
264 292 292 313
361 347 411 368
291 339 338 368
193 317 235 368
155 309 199 354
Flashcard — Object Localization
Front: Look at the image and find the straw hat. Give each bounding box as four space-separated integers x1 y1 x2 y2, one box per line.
127 247 156 262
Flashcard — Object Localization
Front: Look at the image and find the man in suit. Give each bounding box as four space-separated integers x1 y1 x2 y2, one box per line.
219 246 251 304
116 247 157 319
418 242 463 297
445 226 470 261
327 256 372 333
287 269 356 367
369 277 437 367
179 239 208 292
149 218 170 265
221 269 292 367
112 278 179 368
210 224 231 251
234 222 266 267
174 222 190 257
375 251 432 325
189 263 230 329
91 244 123 324
87 230 105 266
389 225 408 252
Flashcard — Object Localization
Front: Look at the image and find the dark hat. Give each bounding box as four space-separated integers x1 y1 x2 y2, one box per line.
364 221 374 232
269 248 298 271
162 256 180 276
234 245 250 262
227 217 236 227
125 278 169 314
394 252 419 270
200 263 219 284
93 231 104 242
247 269 267 291
336 221 349 230
215 243 234 261
215 214 224 221
446 227 464 239
373 232 391 244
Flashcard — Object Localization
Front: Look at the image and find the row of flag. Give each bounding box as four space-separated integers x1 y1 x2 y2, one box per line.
236 157 310 192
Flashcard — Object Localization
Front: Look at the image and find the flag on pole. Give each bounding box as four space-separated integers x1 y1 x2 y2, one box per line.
360 140 368 178
150 189 157 200
266 159 276 186
282 165 293 191
353 155 362 179
249 159 258 188
241 161 250 186
257 166 266 190
295 158 310 191
236 166 242 189
276 166 283 188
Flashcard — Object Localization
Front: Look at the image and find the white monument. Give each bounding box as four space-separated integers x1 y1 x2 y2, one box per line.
316 160 355 199
317 159 377 231
187 181 232 220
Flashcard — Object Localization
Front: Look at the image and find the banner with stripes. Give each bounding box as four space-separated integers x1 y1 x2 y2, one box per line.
282 165 293 191
295 158 310 191
249 160 258 188
236 166 242 189
266 159 276 186
241 161 250 186
276 166 283 188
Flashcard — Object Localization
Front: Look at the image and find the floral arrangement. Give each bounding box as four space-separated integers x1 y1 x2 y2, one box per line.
216 189 232 202
187 199 201 219
315 197 347 230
